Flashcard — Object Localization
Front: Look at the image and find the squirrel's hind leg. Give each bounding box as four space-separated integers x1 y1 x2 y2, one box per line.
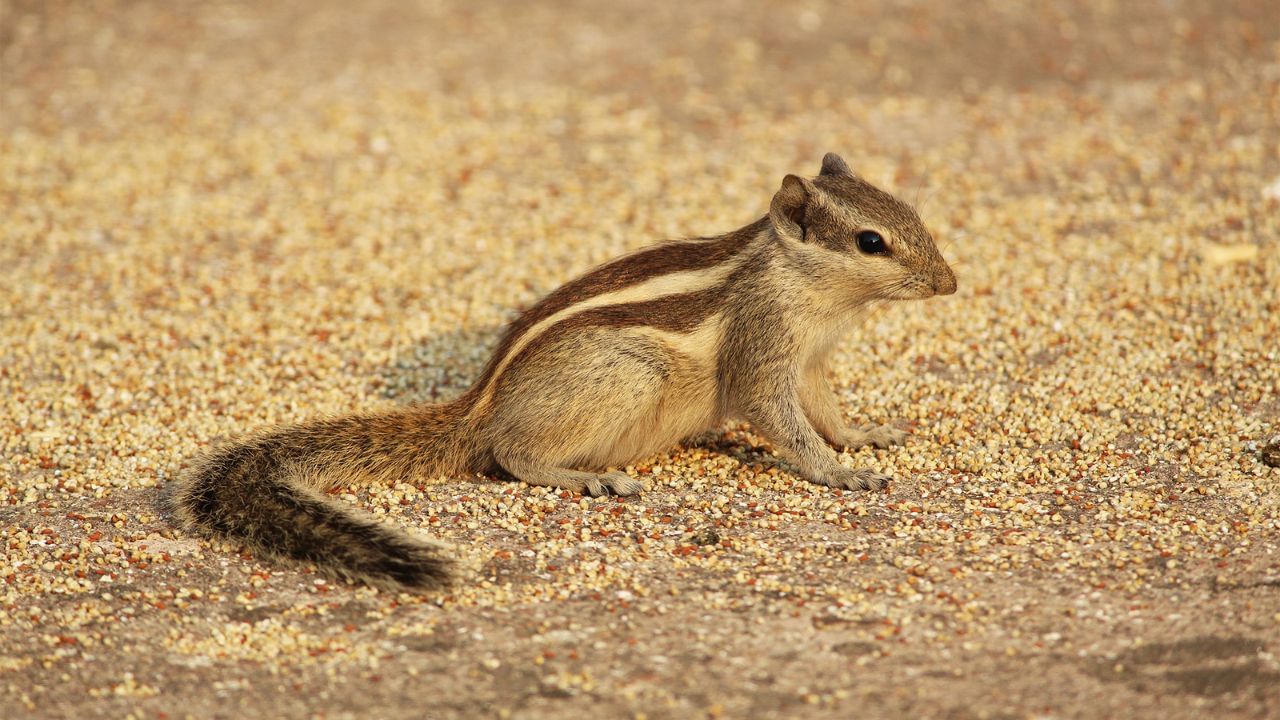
480 327 698 481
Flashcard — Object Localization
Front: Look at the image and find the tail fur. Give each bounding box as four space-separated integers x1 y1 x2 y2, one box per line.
168 401 477 592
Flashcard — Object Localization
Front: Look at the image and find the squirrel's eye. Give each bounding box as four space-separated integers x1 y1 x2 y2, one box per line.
856 230 888 255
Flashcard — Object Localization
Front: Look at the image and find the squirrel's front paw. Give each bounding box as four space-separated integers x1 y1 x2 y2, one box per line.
816 467 891 491
836 424 907 450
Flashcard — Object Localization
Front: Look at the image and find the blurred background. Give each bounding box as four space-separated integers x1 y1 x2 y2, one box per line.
5 0 1278 126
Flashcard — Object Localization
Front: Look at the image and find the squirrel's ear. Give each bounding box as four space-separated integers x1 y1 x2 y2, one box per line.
819 152 852 177
770 174 815 241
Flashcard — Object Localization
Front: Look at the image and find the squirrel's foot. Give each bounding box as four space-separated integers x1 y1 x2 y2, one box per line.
836 424 907 450
812 467 891 491
583 471 645 497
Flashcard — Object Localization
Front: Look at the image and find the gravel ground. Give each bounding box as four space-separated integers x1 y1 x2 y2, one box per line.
3 1 1280 718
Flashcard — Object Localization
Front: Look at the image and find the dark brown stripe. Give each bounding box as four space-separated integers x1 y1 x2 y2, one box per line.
464 218 764 395
495 285 727 386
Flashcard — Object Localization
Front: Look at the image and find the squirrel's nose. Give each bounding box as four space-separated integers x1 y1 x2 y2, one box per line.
933 268 957 296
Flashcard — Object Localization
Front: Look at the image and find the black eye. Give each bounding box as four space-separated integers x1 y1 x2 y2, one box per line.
856 230 888 255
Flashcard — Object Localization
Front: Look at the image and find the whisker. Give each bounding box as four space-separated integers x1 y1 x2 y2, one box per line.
858 303 893 329
914 164 937 215
919 184 940 216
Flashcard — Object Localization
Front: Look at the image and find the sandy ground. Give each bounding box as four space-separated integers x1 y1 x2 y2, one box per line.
3 0 1280 718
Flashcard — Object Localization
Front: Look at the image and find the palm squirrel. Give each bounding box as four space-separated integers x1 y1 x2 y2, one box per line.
169 153 958 592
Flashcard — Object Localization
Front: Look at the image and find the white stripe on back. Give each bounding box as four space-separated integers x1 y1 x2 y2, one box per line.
471 258 741 410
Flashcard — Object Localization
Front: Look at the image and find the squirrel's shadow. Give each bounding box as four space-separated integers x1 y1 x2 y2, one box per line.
375 323 504 406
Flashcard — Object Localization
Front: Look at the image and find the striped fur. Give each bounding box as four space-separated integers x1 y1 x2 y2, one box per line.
169 153 957 592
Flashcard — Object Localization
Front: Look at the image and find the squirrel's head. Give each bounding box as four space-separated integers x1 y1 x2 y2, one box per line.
769 152 957 302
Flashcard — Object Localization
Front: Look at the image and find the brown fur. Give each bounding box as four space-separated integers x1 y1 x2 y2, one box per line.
169 153 957 592
466 227 753 396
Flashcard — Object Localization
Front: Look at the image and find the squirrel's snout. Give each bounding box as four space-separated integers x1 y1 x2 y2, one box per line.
933 267 958 296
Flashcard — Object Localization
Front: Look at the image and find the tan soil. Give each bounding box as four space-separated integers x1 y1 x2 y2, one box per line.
2 1 1279 718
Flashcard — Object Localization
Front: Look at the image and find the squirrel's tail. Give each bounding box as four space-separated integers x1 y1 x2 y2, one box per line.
168 401 478 591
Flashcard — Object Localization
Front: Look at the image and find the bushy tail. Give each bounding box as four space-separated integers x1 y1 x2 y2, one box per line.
168 401 477 592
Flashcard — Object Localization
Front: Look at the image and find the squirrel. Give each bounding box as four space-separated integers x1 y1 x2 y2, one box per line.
168 153 957 592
